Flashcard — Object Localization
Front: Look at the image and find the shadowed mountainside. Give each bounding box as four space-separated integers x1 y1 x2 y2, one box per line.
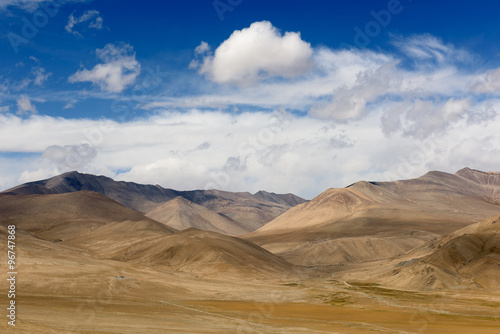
0 191 176 244
0 191 175 236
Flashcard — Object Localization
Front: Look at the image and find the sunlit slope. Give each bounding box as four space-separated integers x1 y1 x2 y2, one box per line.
245 169 500 265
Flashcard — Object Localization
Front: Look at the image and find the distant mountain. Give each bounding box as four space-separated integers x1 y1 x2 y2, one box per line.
2 171 183 212
245 169 500 266
145 196 250 236
253 190 306 207
2 171 307 231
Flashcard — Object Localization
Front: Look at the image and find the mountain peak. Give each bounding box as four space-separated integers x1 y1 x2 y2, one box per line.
455 167 500 186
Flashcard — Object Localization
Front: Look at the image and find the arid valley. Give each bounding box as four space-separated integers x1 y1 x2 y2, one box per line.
1 168 499 333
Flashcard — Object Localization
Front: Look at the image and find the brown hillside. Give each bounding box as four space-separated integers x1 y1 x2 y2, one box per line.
146 196 250 236
2 171 306 230
384 214 500 290
0 191 175 238
245 170 500 266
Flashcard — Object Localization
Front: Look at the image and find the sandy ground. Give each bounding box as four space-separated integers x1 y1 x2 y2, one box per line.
1 270 499 333
0 223 499 333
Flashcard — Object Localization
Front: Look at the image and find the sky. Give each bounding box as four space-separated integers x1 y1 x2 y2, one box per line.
1 0 500 199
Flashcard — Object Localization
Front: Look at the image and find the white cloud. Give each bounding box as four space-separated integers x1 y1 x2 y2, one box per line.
29 56 40 64
381 98 472 138
18 167 60 185
65 9 103 38
0 0 84 12
392 34 473 66
42 143 97 170
68 42 141 93
472 68 500 94
310 60 400 121
194 41 210 55
189 41 211 69
305 45 483 125
194 21 313 86
0 0 48 12
16 95 37 115
183 37 484 127
8 78 31 92
0 106 9 113
63 100 77 109
32 67 52 86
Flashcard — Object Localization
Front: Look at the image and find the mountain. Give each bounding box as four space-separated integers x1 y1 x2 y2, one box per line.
2 171 183 212
99 228 295 278
455 167 500 188
244 169 500 266
0 191 295 279
384 214 500 290
145 196 250 236
2 171 307 231
0 191 174 237
253 190 306 207
181 189 304 231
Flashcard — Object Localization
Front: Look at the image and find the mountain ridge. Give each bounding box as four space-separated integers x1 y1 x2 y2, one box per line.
245 169 500 267
2 171 307 231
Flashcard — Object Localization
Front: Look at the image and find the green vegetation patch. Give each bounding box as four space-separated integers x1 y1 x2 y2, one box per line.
320 292 353 306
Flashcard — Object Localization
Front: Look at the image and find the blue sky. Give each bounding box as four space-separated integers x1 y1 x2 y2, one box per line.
1 0 500 198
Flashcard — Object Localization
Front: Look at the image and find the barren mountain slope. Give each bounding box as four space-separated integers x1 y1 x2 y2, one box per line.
455 167 500 187
99 228 296 278
245 169 500 266
145 196 250 236
0 191 175 237
382 214 500 290
0 192 296 280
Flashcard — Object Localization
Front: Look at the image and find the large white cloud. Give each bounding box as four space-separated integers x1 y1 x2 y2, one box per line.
68 42 141 93
194 21 313 86
184 33 491 131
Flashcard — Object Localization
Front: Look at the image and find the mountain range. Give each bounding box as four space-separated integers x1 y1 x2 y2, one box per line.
1 167 499 289
2 170 306 235
244 168 500 269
